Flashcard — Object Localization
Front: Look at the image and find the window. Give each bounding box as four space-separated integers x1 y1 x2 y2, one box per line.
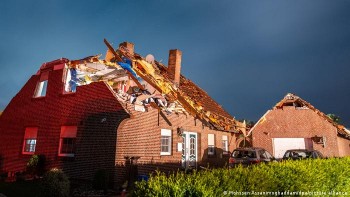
64 68 77 93
60 138 76 154
59 126 77 157
34 72 49 97
222 135 228 152
160 129 172 155
34 80 48 97
208 134 215 155
22 127 38 154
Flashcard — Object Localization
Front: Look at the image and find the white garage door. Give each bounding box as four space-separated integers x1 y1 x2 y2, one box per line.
272 138 313 158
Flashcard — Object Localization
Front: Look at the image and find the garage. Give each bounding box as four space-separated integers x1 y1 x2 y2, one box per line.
272 138 313 158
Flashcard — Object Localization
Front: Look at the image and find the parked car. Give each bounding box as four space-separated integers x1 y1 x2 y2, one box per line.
282 149 324 160
229 147 275 167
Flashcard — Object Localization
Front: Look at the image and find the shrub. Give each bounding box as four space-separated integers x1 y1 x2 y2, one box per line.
40 168 70 197
133 158 350 196
27 154 46 176
92 169 109 192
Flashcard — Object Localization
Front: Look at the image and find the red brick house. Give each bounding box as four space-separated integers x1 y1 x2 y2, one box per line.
250 93 350 158
0 40 245 186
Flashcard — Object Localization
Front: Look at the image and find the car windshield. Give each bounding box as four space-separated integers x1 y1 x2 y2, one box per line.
285 150 312 158
232 150 256 158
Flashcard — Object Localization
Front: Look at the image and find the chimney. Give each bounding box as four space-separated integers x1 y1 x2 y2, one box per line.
105 49 114 62
168 49 182 86
119 42 134 55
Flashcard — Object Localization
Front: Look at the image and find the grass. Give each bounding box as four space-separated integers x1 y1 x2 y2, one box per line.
0 180 41 197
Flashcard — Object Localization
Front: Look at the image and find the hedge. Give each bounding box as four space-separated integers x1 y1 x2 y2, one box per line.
133 157 350 196
40 168 70 197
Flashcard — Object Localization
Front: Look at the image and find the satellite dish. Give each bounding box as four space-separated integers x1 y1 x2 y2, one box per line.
145 54 155 64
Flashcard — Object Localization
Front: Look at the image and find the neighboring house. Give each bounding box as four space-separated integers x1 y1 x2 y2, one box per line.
0 40 245 186
250 93 350 158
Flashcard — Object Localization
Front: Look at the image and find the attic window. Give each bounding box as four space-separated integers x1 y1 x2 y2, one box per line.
34 71 49 98
64 68 78 93
34 81 48 97
283 102 294 107
283 101 303 107
293 102 302 107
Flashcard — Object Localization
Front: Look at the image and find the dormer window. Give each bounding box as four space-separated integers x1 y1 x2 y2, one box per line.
34 71 49 97
64 67 78 93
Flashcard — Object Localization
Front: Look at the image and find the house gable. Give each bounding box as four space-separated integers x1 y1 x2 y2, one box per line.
250 93 349 139
0 62 129 179
251 93 350 158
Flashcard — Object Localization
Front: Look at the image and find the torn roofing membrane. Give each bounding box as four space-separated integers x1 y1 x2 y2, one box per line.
45 39 243 132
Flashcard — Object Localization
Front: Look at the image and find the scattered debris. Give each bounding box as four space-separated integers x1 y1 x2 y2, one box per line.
54 39 243 132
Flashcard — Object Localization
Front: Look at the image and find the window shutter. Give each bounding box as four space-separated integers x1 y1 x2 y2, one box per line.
60 126 77 138
208 134 215 146
24 127 38 138
161 129 171 136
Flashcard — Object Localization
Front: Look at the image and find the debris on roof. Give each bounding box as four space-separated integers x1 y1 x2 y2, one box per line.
38 39 244 132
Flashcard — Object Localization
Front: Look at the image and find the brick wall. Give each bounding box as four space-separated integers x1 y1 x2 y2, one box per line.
0 65 128 183
0 61 240 187
115 104 237 187
337 136 350 157
252 106 347 157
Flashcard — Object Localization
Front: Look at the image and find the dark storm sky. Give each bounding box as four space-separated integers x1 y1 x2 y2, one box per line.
0 0 349 126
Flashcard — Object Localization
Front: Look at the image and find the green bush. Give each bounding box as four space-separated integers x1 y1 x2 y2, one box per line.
92 169 109 192
133 158 350 196
40 168 70 197
27 154 46 176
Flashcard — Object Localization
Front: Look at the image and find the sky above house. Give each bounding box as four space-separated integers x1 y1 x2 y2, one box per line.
0 0 349 126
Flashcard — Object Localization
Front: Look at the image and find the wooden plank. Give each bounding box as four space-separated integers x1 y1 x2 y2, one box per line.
103 39 123 62
133 68 163 93
104 39 144 91
127 73 145 91
160 111 172 126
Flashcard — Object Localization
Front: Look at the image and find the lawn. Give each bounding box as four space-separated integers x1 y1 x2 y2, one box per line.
0 180 41 197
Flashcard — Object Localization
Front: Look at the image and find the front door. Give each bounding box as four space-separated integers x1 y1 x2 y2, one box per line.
182 132 197 169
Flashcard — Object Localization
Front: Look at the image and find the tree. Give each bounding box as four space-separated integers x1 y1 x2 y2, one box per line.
327 114 341 124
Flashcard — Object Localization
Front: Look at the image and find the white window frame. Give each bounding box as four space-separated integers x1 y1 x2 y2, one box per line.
22 127 38 155
34 80 48 97
222 135 228 152
63 67 77 94
24 139 37 153
208 134 215 155
160 129 172 156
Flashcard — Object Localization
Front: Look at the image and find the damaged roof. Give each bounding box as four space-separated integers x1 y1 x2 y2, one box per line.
259 93 350 139
37 39 243 132
156 61 233 119
104 39 240 131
